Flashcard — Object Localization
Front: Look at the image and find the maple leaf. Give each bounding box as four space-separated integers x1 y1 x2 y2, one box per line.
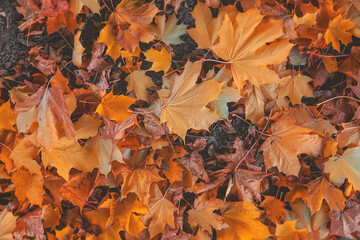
0 209 17 240
159 61 222 139
324 146 360 190
259 196 285 224
330 199 360 239
102 0 158 53
125 70 155 102
100 193 148 236
141 184 177 238
10 137 41 176
277 73 314 105
46 11 77 34
186 2 224 49
60 171 98 210
13 208 45 240
96 24 123 60
276 220 308 240
324 14 355 51
69 0 100 15
211 8 294 89
303 177 346 213
121 167 163 205
73 114 101 140
11 168 44 206
42 138 98 181
95 91 137 122
42 206 61 230
337 122 360 148
15 86 76 150
260 115 322 176
84 208 122 239
188 193 228 235
154 14 186 45
0 101 16 131
85 135 124 175
144 47 172 73
178 152 210 182
217 201 271 240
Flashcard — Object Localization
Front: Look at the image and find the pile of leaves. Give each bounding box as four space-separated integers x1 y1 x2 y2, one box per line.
1 0 360 239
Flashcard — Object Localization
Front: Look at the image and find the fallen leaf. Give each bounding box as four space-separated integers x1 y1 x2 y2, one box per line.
154 14 186 45
259 196 286 224
0 101 16 131
0 209 17 240
95 91 137 122
260 115 322 176
277 73 314 105
211 8 294 89
69 0 100 15
13 208 45 240
324 146 360 190
159 61 222 139
72 28 85 68
324 14 355 51
276 220 308 240
217 201 271 240
125 71 155 102
144 47 172 73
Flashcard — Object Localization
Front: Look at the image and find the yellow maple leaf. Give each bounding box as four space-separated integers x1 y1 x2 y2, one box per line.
144 47 172 73
276 220 308 240
217 201 271 240
211 8 294 89
0 100 16 131
259 196 286 224
69 0 100 15
159 61 222 139
125 70 155 102
303 177 346 213
0 209 17 240
324 147 360 190
260 115 322 176
186 2 224 49
325 14 355 51
277 73 314 105
95 91 137 122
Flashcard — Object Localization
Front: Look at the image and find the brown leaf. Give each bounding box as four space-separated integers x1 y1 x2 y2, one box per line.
13 208 45 240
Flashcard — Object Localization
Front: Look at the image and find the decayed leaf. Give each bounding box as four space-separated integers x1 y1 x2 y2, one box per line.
121 167 163 205
144 48 172 73
217 201 271 240
69 0 100 15
324 146 360 190
15 86 76 150
277 73 314 105
141 184 177 238
330 199 360 239
0 209 17 240
188 193 228 234
0 101 16 131
95 91 137 122
324 14 355 51
12 168 44 206
260 115 322 176
178 153 210 182
186 2 224 49
154 14 186 45
42 138 98 181
276 220 308 240
85 134 124 175
13 208 45 240
159 61 222 139
259 196 285 224
211 8 294 89
303 177 346 213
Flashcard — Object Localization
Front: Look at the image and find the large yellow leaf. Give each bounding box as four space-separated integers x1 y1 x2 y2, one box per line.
217 201 271 240
260 115 322 176
324 146 360 190
144 47 172 73
42 138 98 181
276 220 308 240
211 8 294 89
0 209 17 240
159 61 222 139
186 2 224 49
125 70 155 102
95 91 137 122
303 177 346 213
14 86 76 150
